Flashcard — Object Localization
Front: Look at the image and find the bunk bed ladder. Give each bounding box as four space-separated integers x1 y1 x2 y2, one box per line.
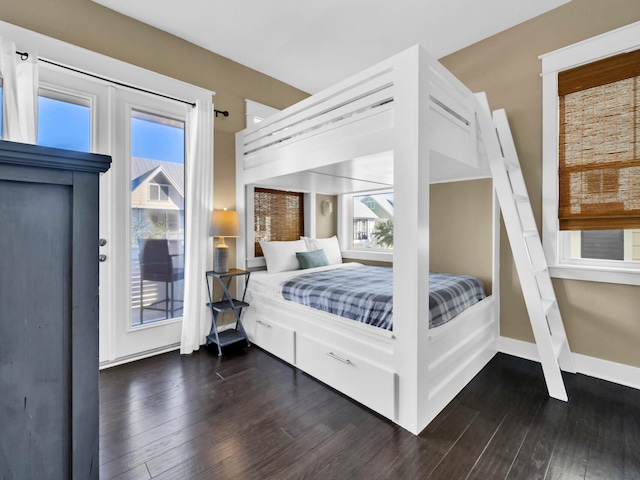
475 93 576 402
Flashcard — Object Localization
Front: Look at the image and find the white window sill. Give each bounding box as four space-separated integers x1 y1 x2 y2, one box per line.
549 264 640 286
341 249 393 263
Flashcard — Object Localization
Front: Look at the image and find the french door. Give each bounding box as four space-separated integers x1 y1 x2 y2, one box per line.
39 67 190 364
101 89 189 363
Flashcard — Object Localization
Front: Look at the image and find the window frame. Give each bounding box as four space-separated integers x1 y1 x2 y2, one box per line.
148 182 170 202
540 21 640 286
339 190 394 262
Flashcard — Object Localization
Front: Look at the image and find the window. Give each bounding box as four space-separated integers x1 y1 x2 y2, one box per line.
254 187 304 257
148 183 170 202
541 22 640 285
351 191 394 250
558 50 640 231
37 89 90 151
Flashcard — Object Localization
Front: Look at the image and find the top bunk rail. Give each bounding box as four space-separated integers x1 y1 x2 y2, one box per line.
240 60 396 166
237 45 491 185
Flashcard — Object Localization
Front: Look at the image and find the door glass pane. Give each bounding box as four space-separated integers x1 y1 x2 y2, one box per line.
131 109 185 326
37 90 91 152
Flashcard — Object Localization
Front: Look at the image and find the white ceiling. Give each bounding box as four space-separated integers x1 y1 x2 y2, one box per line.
92 0 570 94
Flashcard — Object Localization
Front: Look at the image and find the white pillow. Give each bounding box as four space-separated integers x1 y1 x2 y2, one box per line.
301 236 342 265
260 239 308 274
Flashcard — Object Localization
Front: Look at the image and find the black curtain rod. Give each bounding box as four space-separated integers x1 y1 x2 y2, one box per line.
15 50 230 118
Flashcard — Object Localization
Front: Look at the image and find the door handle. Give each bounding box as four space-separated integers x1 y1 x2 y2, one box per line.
99 238 107 246
98 254 107 262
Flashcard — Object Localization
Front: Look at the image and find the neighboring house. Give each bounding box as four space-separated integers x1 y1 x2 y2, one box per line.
353 199 378 246
353 194 393 248
131 157 185 244
130 157 185 315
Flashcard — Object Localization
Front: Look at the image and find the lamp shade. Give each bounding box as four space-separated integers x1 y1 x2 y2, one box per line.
209 209 240 238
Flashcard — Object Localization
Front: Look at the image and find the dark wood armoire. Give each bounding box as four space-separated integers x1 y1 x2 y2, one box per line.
0 140 111 480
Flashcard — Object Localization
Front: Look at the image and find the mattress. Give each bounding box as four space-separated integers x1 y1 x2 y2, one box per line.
249 263 485 329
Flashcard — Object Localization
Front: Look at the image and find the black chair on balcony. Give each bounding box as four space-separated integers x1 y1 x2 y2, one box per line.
139 239 184 323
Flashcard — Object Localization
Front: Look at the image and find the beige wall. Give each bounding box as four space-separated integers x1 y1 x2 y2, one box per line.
430 180 493 296
315 194 337 238
440 0 640 368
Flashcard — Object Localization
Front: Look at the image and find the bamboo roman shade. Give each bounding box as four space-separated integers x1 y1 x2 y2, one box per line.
254 187 304 257
558 49 640 231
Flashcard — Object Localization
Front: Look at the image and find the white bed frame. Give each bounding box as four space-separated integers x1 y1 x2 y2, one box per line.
235 45 500 435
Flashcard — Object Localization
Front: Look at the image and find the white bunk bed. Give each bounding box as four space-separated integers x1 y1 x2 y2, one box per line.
235 45 500 435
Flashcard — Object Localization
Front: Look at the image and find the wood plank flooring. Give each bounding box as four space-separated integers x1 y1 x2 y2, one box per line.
99 346 640 479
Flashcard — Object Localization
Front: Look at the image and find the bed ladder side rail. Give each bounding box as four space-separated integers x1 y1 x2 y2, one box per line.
474 93 575 402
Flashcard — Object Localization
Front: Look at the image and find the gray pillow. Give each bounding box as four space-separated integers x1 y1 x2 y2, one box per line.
296 249 329 269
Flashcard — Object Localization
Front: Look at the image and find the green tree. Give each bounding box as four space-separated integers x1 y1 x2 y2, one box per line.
373 218 393 248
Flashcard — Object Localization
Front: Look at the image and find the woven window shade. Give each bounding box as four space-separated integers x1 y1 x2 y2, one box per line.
254 187 304 257
558 50 640 231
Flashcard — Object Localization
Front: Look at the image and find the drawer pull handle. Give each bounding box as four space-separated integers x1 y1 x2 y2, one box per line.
256 320 271 328
327 352 351 365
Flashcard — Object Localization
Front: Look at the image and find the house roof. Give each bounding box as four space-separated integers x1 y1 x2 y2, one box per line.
131 157 184 197
354 200 378 220
376 197 394 217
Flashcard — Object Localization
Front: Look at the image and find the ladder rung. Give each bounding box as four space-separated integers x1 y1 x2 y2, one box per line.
542 299 556 316
532 264 548 275
513 194 528 203
504 158 520 170
552 335 567 360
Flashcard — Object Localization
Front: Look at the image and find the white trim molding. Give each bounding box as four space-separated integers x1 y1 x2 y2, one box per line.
498 336 640 391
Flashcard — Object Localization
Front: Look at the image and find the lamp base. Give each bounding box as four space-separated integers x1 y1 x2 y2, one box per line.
214 246 229 273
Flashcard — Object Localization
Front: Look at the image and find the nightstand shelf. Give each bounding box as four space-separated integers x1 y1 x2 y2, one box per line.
208 299 250 312
210 328 247 348
205 269 251 356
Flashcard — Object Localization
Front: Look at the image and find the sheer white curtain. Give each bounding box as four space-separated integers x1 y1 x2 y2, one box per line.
0 38 38 143
180 99 214 354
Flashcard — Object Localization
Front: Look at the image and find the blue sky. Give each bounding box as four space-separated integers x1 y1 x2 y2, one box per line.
131 116 184 164
0 90 184 163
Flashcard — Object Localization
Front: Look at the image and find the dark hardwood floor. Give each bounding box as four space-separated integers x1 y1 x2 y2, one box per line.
99 346 640 480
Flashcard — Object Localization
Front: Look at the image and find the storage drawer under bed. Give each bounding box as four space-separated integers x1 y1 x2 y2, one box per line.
252 317 295 365
296 334 396 420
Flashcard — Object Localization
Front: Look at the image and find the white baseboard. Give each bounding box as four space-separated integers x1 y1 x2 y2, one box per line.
99 343 180 370
498 336 640 391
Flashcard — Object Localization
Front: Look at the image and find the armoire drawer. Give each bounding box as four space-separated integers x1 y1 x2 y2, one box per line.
296 334 396 419
253 317 295 364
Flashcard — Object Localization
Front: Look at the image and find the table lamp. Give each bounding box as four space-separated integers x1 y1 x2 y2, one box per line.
209 209 240 273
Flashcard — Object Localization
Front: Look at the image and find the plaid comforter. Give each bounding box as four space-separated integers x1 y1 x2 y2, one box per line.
281 265 486 330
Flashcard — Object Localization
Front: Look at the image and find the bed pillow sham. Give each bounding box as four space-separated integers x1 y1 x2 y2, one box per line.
260 239 308 274
296 249 330 269
301 236 342 265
